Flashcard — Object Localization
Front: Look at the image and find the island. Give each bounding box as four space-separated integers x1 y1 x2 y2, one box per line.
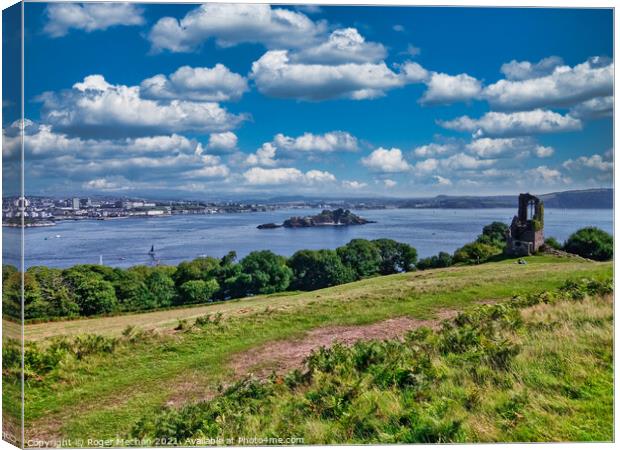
258 208 375 229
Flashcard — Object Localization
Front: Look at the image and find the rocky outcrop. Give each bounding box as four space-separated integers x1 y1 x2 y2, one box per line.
258 209 375 229
257 223 281 229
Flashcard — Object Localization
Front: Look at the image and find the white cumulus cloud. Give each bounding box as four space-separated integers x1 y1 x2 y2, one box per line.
140 65 248 102
569 96 613 119
273 131 359 153
484 57 613 110
342 180 368 189
412 142 455 158
439 109 581 137
292 28 387 64
528 165 566 184
183 164 231 179
440 153 496 170
433 175 452 186
4 119 204 159
500 56 564 81
563 153 613 172
399 61 429 83
246 143 278 167
362 147 411 173
243 167 335 185
44 3 144 37
83 176 132 191
413 153 495 175
534 145 555 158
383 179 397 188
466 137 552 159
421 72 482 104
305 170 337 183
207 132 238 152
250 50 406 101
148 3 326 52
38 75 246 138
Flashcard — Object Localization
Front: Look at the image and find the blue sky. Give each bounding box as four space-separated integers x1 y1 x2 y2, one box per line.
2 3 613 199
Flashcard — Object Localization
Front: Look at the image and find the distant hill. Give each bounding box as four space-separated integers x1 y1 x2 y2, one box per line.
267 189 612 210
397 195 515 209
538 189 613 209
398 189 612 209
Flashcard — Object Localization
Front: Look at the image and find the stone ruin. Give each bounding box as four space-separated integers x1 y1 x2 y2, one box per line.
505 193 545 257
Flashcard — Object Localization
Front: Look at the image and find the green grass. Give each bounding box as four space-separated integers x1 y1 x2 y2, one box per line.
2 255 611 444
15 255 605 342
129 279 613 444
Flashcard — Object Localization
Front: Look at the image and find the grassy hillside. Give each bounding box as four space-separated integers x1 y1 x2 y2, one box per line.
132 279 613 443
16 255 608 341
2 255 612 445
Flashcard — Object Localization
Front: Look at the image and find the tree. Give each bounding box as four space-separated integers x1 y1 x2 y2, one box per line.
145 270 176 307
2 271 47 320
179 279 220 304
477 222 509 247
417 251 453 270
436 251 453 268
564 227 613 261
216 251 241 300
288 249 355 291
453 242 499 265
173 257 221 286
28 266 79 318
64 267 119 316
371 239 417 274
111 269 153 311
74 277 118 316
336 239 382 278
220 251 237 267
228 251 293 297
3 264 17 281
2 269 21 320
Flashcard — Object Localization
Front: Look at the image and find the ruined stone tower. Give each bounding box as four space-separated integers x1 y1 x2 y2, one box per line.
505 193 544 256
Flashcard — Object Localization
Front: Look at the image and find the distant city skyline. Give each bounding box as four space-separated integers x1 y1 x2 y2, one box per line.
2 3 613 198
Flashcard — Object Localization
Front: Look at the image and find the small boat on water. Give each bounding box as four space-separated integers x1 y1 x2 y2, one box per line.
148 245 156 255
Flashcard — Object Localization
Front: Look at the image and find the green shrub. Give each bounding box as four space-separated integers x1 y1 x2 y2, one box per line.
288 249 355 291
544 237 563 250
175 319 190 331
194 312 223 327
453 242 500 265
337 239 382 278
179 279 219 304
477 222 509 247
371 239 418 274
564 227 613 261
417 252 453 270
226 251 293 297
4 333 119 381
128 277 612 444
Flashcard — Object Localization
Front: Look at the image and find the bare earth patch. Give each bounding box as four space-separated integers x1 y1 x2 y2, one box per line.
230 311 457 380
163 313 457 408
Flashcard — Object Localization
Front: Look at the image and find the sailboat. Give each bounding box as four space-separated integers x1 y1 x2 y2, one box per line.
148 245 156 256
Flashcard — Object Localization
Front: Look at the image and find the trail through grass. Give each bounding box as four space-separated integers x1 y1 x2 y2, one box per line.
2 256 611 444
130 279 614 444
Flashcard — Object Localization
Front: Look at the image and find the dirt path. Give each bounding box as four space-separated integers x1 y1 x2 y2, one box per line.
28 302 492 441
165 310 458 408
230 311 457 379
